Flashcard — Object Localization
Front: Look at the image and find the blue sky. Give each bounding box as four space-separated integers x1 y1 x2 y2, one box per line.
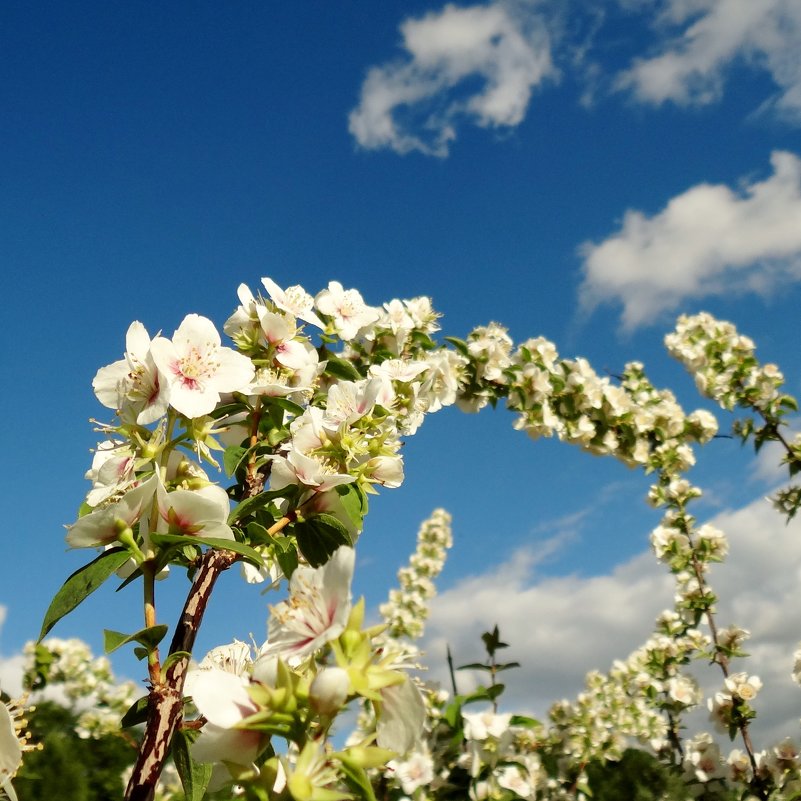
3 0 801 738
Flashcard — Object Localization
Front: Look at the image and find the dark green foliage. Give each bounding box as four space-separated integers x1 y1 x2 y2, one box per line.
586 749 736 801
14 701 135 801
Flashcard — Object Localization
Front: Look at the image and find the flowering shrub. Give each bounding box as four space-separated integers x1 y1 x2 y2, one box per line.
5 282 801 801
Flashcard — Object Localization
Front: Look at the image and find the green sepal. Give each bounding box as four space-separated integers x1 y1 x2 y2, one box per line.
337 757 379 801
295 515 352 567
39 547 133 641
120 694 150 728
149 532 264 566
172 727 213 801
103 624 169 656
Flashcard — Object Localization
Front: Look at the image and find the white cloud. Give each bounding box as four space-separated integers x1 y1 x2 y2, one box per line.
348 3 555 157
422 492 801 748
0 654 25 698
578 150 801 330
616 0 801 120
0 608 24 698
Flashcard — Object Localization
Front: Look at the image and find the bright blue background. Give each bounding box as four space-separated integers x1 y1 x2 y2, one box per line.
2 1 800 681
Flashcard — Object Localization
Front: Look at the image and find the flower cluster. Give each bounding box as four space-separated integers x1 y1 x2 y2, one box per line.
506 344 717 471
182 546 424 796
666 312 785 414
42 287 801 801
380 509 453 641
23 638 140 739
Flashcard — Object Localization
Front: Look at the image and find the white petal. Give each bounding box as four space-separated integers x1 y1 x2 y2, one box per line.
0 704 22 782
187 668 256 729
377 678 425 755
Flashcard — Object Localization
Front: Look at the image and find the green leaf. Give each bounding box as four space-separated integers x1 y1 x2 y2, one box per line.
149 532 264 566
223 445 248 477
481 625 508 655
121 695 150 728
336 483 368 530
162 650 192 672
509 714 540 728
456 662 491 672
494 661 521 672
246 521 271 544
172 727 213 801
444 337 469 357
39 547 133 641
103 624 169 655
269 396 306 417
275 544 298 579
323 352 362 381
295 515 352 567
228 488 292 523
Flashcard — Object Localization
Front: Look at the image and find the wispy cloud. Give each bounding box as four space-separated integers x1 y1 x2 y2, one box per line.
578 150 801 330
615 0 801 120
422 491 801 746
348 2 555 157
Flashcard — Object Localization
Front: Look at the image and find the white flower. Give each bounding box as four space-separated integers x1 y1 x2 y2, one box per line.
497 764 533 797
0 702 22 801
377 676 425 755
324 379 382 428
184 652 263 791
156 482 235 541
84 441 136 506
724 672 762 702
66 474 157 548
150 314 254 419
262 277 324 328
270 449 355 495
93 321 170 424
388 748 434 795
462 710 512 741
315 281 380 340
262 546 354 660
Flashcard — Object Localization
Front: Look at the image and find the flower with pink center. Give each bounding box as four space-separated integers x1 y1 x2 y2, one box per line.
93 321 170 424
156 482 235 541
261 546 354 660
84 441 136 507
269 449 355 495
150 314 254 419
66 475 158 548
258 310 314 370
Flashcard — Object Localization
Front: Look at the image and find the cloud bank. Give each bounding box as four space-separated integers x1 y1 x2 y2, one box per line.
348 3 555 157
579 150 801 330
422 491 801 747
616 0 801 120
348 1 801 156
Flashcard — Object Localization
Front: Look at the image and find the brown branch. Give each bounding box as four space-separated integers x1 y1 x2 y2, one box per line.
124 549 238 801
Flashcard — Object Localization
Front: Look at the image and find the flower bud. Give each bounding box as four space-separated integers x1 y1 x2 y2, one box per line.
309 667 350 715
